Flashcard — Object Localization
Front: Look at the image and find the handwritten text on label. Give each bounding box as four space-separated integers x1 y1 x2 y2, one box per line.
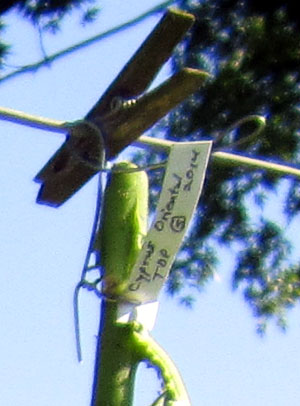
122 141 212 304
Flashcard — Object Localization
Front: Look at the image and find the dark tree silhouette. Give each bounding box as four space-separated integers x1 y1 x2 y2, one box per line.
146 0 300 333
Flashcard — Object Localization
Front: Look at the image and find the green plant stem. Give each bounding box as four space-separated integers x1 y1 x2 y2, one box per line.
131 326 191 406
91 299 190 406
91 300 140 406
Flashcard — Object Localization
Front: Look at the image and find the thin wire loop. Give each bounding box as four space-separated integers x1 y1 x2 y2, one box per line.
214 114 266 151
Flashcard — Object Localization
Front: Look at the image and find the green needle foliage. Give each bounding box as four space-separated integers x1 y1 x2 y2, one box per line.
151 0 300 332
0 21 10 67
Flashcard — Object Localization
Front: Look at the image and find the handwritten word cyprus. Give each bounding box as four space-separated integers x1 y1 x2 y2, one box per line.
128 242 170 291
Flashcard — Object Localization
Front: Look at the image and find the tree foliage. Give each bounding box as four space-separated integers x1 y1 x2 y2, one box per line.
156 0 300 332
0 0 99 64
0 0 96 19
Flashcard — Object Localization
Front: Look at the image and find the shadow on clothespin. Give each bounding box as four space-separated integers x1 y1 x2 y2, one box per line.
35 9 210 207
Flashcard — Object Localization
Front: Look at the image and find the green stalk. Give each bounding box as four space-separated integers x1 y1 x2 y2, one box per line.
91 300 140 406
91 300 190 406
90 160 189 406
131 326 191 406
91 161 149 405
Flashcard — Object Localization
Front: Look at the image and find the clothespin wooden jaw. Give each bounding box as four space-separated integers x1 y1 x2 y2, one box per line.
35 8 210 206
35 120 105 206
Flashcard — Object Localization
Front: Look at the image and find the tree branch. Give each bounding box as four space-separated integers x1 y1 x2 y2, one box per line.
0 0 178 84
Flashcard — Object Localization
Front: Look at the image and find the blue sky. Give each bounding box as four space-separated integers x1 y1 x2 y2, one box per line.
0 1 300 405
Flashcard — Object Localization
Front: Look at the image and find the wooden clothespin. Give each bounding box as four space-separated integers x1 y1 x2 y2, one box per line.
35 9 210 207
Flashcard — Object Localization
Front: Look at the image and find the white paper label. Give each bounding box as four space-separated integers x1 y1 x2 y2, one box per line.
122 141 212 303
117 301 159 331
